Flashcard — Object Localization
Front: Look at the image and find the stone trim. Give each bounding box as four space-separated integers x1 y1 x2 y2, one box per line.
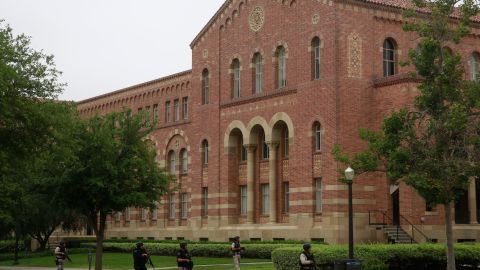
220 88 297 108
373 73 423 88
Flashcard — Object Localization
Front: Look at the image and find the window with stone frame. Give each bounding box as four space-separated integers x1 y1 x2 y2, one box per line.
153 104 159 125
151 202 158 220
312 37 321 80
276 46 287 88
383 38 396 77
168 150 176 174
181 149 188 174
182 97 189 120
261 184 270 214
253 52 263 93
240 185 247 215
313 122 322 152
202 69 209 105
174 99 180 121
202 140 209 165
180 193 188 219
283 182 290 213
169 194 176 219
165 101 171 123
232 59 241 98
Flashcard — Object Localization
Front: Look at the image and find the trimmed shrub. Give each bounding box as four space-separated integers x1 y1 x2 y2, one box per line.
0 248 90 262
80 242 299 259
0 240 16 253
272 244 480 270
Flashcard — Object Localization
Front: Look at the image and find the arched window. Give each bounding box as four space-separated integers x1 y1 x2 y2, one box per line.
313 122 321 152
181 149 188 174
312 37 321 80
202 140 209 165
202 69 209 105
232 59 241 98
277 46 287 88
383 39 396 77
169 151 176 174
254 53 263 93
471 53 480 81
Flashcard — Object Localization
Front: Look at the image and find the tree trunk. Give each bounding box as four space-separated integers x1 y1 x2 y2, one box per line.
94 211 107 270
38 237 48 251
445 202 456 270
13 235 19 265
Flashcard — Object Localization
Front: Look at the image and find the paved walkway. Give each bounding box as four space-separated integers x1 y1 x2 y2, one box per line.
0 262 273 270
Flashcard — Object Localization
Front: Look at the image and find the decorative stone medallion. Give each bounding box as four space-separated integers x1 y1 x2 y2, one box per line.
203 49 208 59
249 6 265 32
312 13 320 25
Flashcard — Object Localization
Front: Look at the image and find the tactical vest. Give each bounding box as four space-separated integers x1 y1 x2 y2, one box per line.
299 251 315 270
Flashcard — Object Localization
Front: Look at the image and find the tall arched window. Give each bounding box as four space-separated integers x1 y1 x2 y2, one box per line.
169 151 176 174
277 46 287 88
471 53 480 81
313 122 321 152
202 140 209 165
232 59 241 98
383 39 396 77
181 149 188 174
202 69 209 105
312 37 321 80
254 53 263 93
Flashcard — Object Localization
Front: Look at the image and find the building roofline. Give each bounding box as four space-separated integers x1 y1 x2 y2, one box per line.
190 0 231 49
77 70 192 105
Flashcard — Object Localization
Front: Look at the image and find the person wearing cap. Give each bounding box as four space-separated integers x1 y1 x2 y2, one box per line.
230 236 244 270
54 241 70 270
176 243 193 270
133 242 148 270
299 243 316 270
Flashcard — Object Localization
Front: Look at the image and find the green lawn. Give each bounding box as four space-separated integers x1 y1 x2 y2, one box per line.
0 252 274 270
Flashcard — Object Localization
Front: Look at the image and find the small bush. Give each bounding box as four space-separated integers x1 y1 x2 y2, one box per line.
272 244 480 270
0 248 90 262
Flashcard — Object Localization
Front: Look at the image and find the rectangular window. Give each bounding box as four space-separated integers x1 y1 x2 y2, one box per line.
153 104 159 125
174 99 180 121
240 185 247 215
180 193 188 219
115 211 121 222
182 97 189 120
315 179 322 213
202 187 208 217
261 184 270 215
169 194 175 219
283 182 290 213
165 101 171 123
125 208 130 221
141 208 147 220
255 57 263 93
151 203 158 220
145 106 151 127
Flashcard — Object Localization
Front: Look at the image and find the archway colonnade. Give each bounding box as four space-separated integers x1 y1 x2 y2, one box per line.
224 112 294 224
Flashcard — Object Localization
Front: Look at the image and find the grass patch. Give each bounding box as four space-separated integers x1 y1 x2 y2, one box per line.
0 252 273 270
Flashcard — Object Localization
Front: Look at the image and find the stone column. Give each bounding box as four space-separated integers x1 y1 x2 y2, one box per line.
268 142 279 223
245 145 257 224
469 179 478 224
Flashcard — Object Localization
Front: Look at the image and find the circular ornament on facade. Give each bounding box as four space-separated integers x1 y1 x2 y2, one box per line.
249 6 265 32
312 13 320 25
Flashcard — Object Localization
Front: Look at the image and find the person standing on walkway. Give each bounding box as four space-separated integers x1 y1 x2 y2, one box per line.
176 243 193 270
299 243 316 270
133 242 149 270
54 242 71 270
230 236 245 270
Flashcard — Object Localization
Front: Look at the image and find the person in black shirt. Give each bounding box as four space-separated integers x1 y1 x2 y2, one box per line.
299 243 316 270
133 242 148 270
176 243 193 270
230 236 245 270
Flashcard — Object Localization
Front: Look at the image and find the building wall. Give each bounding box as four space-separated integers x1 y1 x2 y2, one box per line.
77 0 480 243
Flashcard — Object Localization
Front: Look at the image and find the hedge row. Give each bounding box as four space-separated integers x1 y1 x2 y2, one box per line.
103 238 308 245
272 244 480 270
81 242 299 259
0 248 90 262
0 240 16 253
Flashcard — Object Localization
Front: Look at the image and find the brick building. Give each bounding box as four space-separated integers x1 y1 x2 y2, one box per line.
77 0 480 244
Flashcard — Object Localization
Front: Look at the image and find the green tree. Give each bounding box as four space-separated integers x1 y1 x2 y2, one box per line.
0 19 66 263
57 110 171 270
333 1 480 269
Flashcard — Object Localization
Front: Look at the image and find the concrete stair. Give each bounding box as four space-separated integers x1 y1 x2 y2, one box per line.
383 225 416 244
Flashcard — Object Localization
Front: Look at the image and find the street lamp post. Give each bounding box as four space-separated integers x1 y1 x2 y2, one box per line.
345 166 355 260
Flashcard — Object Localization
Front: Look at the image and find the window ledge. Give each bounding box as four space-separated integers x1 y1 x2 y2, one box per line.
157 120 191 129
373 73 423 88
220 88 297 108
424 211 439 216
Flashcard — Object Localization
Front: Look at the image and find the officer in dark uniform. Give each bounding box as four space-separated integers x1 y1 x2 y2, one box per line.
299 243 316 270
176 243 193 270
133 242 148 270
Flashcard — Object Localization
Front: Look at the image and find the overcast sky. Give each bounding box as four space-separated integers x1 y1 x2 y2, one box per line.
1 0 225 101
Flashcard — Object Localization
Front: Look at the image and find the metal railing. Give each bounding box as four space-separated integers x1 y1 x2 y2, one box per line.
368 210 431 243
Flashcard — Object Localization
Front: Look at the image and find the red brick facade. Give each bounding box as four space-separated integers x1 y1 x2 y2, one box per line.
77 0 480 243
